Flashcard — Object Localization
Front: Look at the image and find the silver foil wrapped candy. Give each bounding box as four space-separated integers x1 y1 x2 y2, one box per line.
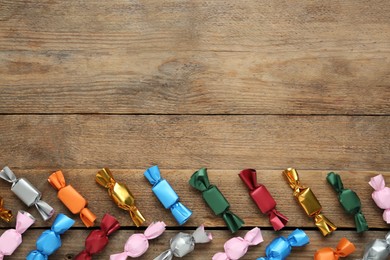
0 166 54 221
363 232 390 260
154 225 212 260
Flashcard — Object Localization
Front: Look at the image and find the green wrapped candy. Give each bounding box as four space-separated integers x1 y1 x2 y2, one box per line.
327 172 368 233
189 168 244 233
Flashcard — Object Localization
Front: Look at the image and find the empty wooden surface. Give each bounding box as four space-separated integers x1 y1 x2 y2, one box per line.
0 0 389 259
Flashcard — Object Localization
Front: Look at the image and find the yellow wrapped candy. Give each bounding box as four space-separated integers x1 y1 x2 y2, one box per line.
96 168 145 227
283 168 336 236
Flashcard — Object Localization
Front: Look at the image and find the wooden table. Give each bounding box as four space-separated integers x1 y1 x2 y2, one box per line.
0 0 389 259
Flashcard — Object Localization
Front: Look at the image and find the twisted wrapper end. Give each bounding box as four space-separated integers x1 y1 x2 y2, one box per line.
34 200 54 221
154 249 173 260
314 214 337 236
192 225 213 243
80 208 97 228
170 202 192 225
0 197 12 223
0 166 17 184
144 165 162 186
47 170 66 190
128 205 145 227
283 168 304 194
189 168 211 192
96 168 116 189
268 209 289 231
222 211 245 233
238 169 259 191
354 212 369 233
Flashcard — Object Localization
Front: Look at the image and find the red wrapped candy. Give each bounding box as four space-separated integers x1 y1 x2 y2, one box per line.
75 213 120 260
239 169 288 230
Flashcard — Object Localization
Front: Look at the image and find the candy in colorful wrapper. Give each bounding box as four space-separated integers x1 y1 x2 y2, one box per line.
0 211 35 259
283 168 336 236
190 168 244 233
154 225 212 260
327 172 368 233
26 213 75 260
314 237 355 260
239 169 288 231
110 221 166 260
256 229 309 260
362 232 390 260
0 196 12 223
96 168 145 227
0 166 54 221
75 213 120 260
369 174 390 224
144 165 192 225
213 227 263 260
48 170 97 227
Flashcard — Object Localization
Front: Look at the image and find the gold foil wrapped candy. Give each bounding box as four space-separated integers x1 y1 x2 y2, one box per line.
283 168 337 236
96 168 145 227
0 196 12 223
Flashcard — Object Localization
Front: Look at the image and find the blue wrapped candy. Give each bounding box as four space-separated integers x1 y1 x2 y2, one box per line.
27 213 75 260
257 229 309 260
144 165 192 225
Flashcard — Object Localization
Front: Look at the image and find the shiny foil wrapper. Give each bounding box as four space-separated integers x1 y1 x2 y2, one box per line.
369 174 390 224
144 165 192 225
283 168 337 236
96 168 145 227
239 169 288 231
213 227 263 260
110 221 166 259
0 196 13 223
154 225 212 260
0 166 54 221
0 211 35 258
26 213 75 260
363 232 390 260
48 170 96 227
190 168 244 233
75 213 120 260
327 172 368 233
257 229 309 260
314 237 355 260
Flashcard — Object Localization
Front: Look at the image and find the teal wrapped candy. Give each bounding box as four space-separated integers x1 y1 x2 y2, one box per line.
327 172 368 233
189 168 244 233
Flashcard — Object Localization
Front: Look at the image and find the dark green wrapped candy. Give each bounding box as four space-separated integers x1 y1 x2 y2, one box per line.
327 172 368 233
189 168 244 233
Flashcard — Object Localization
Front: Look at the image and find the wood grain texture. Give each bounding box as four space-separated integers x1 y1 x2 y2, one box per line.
0 169 389 229
4 229 389 259
0 115 389 170
0 0 389 114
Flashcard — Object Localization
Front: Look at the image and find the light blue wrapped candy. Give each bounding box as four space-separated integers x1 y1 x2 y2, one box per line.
144 165 192 225
27 213 75 260
257 229 310 260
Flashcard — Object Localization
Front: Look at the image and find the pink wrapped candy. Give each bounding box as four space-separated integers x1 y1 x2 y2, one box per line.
369 174 390 224
213 227 263 260
0 211 35 259
110 221 166 259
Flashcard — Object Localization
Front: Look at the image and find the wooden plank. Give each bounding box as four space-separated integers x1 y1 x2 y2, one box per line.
0 115 389 170
0 1 389 114
5 229 388 259
0 169 389 229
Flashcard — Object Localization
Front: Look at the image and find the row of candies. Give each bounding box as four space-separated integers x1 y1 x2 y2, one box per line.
0 165 389 259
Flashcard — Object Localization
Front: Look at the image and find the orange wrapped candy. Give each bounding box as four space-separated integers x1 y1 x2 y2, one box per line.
48 170 96 227
315 237 355 260
0 196 12 222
